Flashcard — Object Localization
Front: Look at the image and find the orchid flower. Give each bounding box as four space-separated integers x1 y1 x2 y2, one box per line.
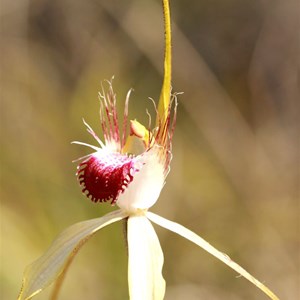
18 1 279 300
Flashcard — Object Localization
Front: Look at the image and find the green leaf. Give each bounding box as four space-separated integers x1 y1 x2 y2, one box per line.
127 215 165 300
147 212 280 300
18 209 127 300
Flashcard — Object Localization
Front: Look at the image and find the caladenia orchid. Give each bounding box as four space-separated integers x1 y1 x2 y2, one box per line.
18 1 279 300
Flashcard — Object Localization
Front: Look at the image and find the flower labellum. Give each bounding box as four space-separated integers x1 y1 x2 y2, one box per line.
77 151 137 204
73 78 177 213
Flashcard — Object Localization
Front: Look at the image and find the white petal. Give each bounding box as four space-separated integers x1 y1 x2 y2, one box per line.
127 215 165 300
18 209 127 300
117 146 165 212
147 212 279 300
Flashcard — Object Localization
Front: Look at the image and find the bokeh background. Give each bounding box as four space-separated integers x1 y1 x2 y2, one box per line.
1 0 298 299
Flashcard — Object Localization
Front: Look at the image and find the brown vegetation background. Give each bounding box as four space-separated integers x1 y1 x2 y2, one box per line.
1 0 298 299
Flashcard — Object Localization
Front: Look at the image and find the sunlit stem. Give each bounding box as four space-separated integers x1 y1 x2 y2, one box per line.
157 0 172 127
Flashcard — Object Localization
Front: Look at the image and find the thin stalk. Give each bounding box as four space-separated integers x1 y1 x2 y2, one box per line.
157 0 172 126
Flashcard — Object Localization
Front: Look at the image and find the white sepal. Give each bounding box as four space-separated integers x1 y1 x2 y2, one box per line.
127 215 165 300
18 209 127 300
147 212 279 300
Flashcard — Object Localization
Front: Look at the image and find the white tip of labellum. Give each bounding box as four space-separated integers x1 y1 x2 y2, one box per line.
117 146 165 213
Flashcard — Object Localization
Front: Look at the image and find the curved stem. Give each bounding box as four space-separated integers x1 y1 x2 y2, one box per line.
157 0 172 126
50 235 92 300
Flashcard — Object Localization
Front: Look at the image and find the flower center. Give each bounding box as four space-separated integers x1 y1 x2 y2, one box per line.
77 151 138 204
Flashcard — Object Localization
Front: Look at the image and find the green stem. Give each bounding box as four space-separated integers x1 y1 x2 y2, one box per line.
157 0 172 126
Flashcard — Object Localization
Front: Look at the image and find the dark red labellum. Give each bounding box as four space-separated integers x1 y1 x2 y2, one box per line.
77 152 137 204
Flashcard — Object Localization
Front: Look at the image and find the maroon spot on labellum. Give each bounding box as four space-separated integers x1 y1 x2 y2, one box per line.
77 152 137 204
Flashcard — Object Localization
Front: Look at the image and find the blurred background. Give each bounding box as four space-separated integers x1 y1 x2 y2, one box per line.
1 0 298 299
